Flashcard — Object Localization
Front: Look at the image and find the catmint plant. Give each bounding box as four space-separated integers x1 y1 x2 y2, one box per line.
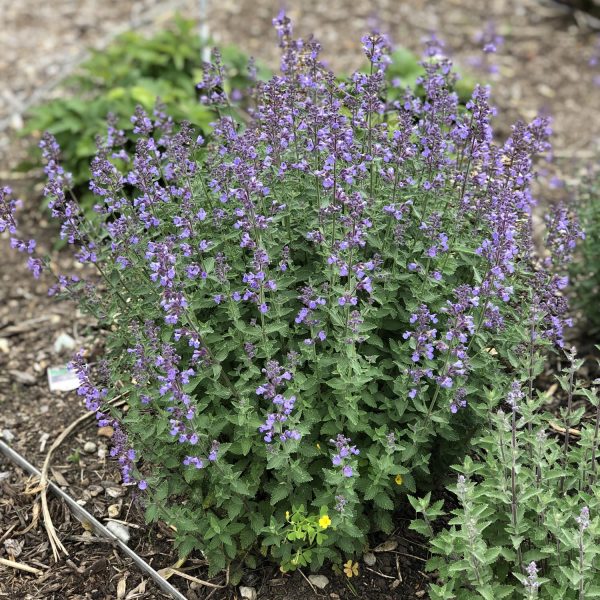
1 14 580 576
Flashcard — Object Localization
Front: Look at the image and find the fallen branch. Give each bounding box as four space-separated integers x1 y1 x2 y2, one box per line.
0 440 188 600
297 568 321 596
0 557 42 575
158 557 228 590
0 315 53 336
365 566 396 579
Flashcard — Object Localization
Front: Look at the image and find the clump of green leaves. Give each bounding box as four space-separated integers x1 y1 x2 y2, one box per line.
262 505 332 572
384 47 475 104
20 17 266 206
413 350 600 599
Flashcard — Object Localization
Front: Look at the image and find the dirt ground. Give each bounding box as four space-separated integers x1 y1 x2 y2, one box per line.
1 0 600 598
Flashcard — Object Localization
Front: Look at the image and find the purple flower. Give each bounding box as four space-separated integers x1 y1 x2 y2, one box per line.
27 257 44 279
330 434 359 477
258 361 300 443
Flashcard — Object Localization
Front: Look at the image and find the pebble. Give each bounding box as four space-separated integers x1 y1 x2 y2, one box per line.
4 538 24 558
9 370 36 385
239 586 257 600
363 552 376 566
53 332 76 353
374 539 398 553
87 484 103 497
1 429 15 443
97 426 114 438
83 441 97 454
106 486 124 498
308 575 330 589
106 521 130 544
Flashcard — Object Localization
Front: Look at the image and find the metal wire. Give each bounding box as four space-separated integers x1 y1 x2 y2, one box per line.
0 440 189 600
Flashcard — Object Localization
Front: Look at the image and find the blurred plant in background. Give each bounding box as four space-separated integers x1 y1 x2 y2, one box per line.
19 17 269 207
571 166 599 340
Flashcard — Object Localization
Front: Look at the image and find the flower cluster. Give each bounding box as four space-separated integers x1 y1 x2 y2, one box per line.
330 434 360 478
257 360 300 443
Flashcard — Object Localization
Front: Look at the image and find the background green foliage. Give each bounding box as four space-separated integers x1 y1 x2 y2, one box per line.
20 18 471 211
572 167 600 340
20 18 267 204
385 47 475 104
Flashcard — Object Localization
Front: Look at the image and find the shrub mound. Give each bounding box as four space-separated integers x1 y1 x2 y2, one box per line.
1 14 579 575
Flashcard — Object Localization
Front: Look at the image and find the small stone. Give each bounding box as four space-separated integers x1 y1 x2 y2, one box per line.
106 521 130 544
1 430 15 443
416 591 426 598
108 503 121 518
10 113 23 131
97 426 114 438
308 575 329 589
363 552 376 566
239 586 257 600
53 333 76 354
9 370 36 385
374 539 398 553
0 338 9 353
83 441 97 454
4 538 24 558
106 486 124 498
88 485 103 497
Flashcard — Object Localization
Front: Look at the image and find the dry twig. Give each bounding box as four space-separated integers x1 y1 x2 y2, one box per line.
0 557 42 575
160 568 226 590
32 392 127 560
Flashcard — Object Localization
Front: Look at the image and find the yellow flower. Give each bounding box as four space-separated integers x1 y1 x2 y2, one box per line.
343 560 359 578
285 511 290 520
316 442 321 450
395 474 403 486
318 515 331 529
